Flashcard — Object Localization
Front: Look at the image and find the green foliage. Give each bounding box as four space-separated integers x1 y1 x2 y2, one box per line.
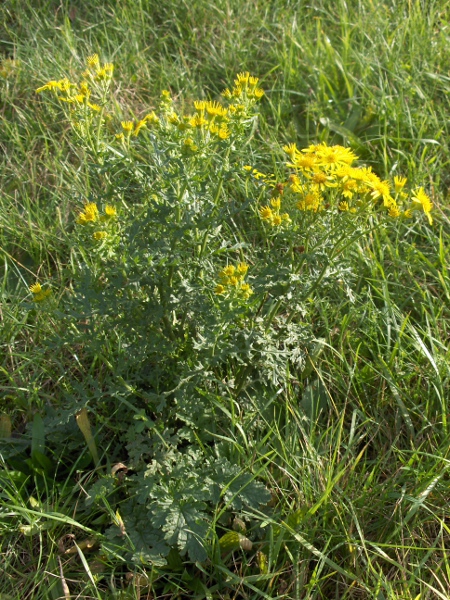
2 1 450 598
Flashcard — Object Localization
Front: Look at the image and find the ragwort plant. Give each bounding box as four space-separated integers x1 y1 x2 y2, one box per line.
31 55 433 568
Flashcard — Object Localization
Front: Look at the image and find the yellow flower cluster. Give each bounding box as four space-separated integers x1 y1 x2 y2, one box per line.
278 142 433 224
76 202 117 240
115 113 160 140
259 194 291 227
83 54 114 82
29 283 51 303
222 72 264 101
215 263 253 300
186 100 231 140
36 54 113 112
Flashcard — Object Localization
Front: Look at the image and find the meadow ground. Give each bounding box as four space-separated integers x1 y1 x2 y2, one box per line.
1 1 450 599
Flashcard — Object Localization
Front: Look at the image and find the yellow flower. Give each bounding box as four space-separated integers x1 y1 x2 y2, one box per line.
235 72 250 86
205 101 228 118
30 283 42 294
338 201 349 212
394 176 407 193
272 215 282 226
237 262 249 275
240 283 253 299
194 100 207 113
104 205 116 217
314 144 358 167
229 276 239 286
134 120 147 136
36 78 71 93
388 205 401 218
283 143 298 161
368 178 393 205
294 153 317 170
270 197 281 210
411 187 433 224
341 179 358 198
297 191 321 212
215 284 226 295
259 206 273 221
221 265 236 278
88 103 101 112
32 290 51 302
189 115 208 128
168 113 180 125
144 112 159 126
217 126 230 140
30 283 51 302
77 202 99 224
121 121 134 133
93 231 107 240
87 54 100 68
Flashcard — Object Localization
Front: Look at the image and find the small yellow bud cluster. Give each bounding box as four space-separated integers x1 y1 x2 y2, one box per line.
83 54 114 82
29 283 51 303
222 72 264 101
76 202 117 241
215 263 253 300
182 137 198 154
259 194 291 227
116 113 160 140
187 100 230 140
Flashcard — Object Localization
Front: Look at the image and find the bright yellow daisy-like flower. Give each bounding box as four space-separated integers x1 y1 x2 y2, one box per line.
189 115 208 128
237 262 249 275
368 178 393 205
87 54 100 68
294 153 317 171
235 72 250 86
270 197 281 210
217 126 231 140
30 283 51 302
77 202 99 225
221 265 236 278
104 205 117 217
388 205 401 218
30 283 42 294
394 176 407 193
411 187 433 224
93 231 107 240
259 206 273 221
272 214 282 226
121 121 134 133
283 143 298 161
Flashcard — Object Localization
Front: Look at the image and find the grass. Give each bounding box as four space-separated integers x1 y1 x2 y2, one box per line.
1 0 450 598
